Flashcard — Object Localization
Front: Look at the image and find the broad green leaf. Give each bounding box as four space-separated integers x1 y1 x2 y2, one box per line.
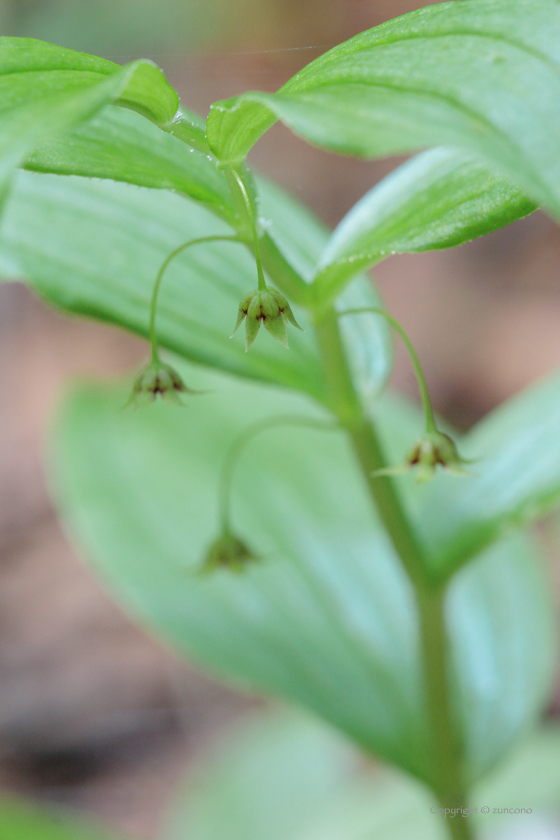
0 794 122 840
0 164 392 402
22 92 393 397
206 0 560 219
0 38 178 205
164 712 361 840
315 147 536 307
50 365 555 786
24 106 237 226
447 539 555 783
415 368 560 577
22 99 535 302
474 725 560 830
165 713 560 840
0 171 325 399
0 38 178 126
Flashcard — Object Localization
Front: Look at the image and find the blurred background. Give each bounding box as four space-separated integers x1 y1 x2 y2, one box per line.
1 0 560 837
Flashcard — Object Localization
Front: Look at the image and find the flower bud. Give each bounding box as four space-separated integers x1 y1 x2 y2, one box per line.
127 360 198 407
373 430 471 484
231 286 303 351
201 532 258 574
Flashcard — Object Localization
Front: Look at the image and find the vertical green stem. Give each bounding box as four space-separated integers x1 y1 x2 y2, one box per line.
417 584 473 840
314 308 472 840
220 166 267 291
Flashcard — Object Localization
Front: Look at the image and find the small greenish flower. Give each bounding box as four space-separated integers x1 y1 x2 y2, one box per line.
373 430 471 484
201 532 259 574
127 360 198 407
231 286 303 351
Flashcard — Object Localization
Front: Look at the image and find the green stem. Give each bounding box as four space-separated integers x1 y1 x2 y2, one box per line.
314 308 472 840
338 307 437 433
417 584 473 840
220 165 267 291
218 414 339 534
149 235 242 361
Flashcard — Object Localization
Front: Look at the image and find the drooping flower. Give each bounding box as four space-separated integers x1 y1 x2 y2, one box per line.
373 430 471 484
126 360 199 408
231 286 303 351
201 532 259 574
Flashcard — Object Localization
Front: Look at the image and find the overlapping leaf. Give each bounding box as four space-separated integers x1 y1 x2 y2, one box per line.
207 0 560 220
0 154 398 402
50 365 555 786
5 38 539 298
0 38 179 207
314 147 536 306
414 368 560 577
24 106 237 226
0 38 177 125
0 171 324 397
165 712 560 840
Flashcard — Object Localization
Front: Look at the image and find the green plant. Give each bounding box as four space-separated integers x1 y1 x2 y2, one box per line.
2 2 560 837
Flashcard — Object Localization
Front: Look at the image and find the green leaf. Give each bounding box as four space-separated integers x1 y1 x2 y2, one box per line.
165 713 560 840
0 38 179 204
447 537 556 783
0 794 122 840
23 88 393 387
0 164 392 403
21 103 389 395
474 724 560 828
164 712 361 840
315 147 537 307
416 367 560 577
16 73 535 334
206 0 560 219
0 171 325 399
24 106 237 226
22 103 535 298
49 366 555 786
0 38 178 126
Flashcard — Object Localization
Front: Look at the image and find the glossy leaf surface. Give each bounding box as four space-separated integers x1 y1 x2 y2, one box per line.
315 147 536 306
207 0 560 219
25 106 237 226
0 38 178 205
10 43 537 295
0 38 178 126
50 366 555 785
15 71 537 313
